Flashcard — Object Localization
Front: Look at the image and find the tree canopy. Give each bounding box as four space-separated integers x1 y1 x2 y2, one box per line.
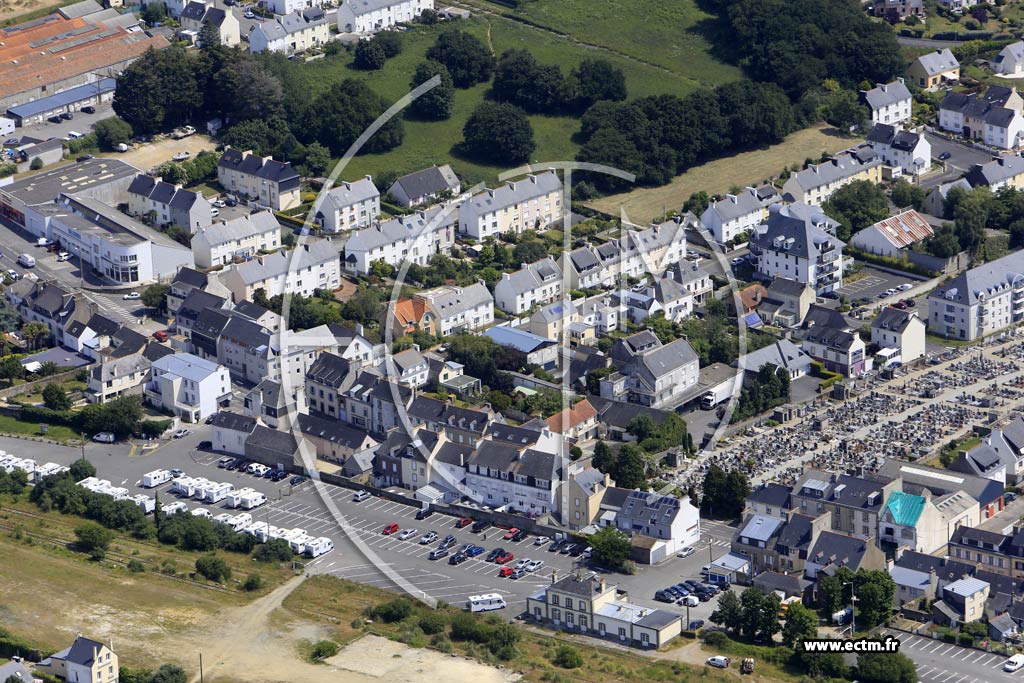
425 29 495 88
822 179 890 242
461 102 535 166
409 60 455 121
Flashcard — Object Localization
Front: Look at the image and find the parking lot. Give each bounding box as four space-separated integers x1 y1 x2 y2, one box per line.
880 629 1023 683
838 266 918 302
4 431 727 623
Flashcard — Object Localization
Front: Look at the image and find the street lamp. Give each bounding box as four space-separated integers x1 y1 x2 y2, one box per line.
843 581 857 638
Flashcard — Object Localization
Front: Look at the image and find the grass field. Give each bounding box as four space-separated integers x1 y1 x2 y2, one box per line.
584 124 854 223
0 414 78 441
483 0 743 88
295 15 739 188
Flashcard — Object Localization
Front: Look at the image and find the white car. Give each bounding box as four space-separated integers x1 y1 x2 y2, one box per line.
419 531 438 545
730 257 745 266
55 251 71 262
897 283 913 292
1005 655 1024 672
173 428 190 439
514 558 530 570
210 207 220 218
678 546 696 558
397 528 418 541
534 536 550 546
122 292 141 300
525 559 544 572
706 656 730 669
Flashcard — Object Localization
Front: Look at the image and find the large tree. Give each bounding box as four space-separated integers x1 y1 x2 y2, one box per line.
572 58 627 110
94 117 133 151
212 57 285 123
113 46 203 134
492 49 566 114
461 102 535 165
425 29 495 87
856 651 917 683
142 284 169 313
305 80 404 156
409 60 455 121
823 179 890 242
781 601 818 647
588 526 631 568
42 383 72 411
710 588 743 633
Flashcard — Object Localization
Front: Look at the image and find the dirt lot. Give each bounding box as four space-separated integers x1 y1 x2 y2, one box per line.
584 124 853 224
0 0 62 24
325 635 520 683
101 135 217 176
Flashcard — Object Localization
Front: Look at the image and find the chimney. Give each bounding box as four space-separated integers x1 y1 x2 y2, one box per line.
355 323 364 336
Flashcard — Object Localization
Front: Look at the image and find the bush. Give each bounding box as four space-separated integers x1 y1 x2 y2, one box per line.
370 598 413 623
242 574 263 591
418 612 447 634
127 559 145 572
195 555 231 583
310 640 339 661
254 538 293 562
29 157 43 171
551 645 583 669
449 612 491 643
703 630 729 648
74 520 114 560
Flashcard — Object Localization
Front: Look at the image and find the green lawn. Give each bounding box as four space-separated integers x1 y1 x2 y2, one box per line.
0 414 78 441
290 16 739 187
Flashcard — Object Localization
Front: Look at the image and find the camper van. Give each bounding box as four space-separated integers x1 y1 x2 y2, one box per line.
204 482 234 504
304 537 334 558
213 512 234 526
254 525 279 543
289 533 313 554
132 494 155 514
162 501 188 515
142 469 172 488
467 594 507 612
238 490 267 510
226 487 255 508
191 508 212 519
244 521 269 538
171 476 196 496
227 512 252 531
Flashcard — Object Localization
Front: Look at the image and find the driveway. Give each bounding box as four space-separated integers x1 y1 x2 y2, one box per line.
925 132 995 173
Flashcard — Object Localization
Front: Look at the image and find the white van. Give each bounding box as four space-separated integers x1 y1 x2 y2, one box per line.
17 254 35 268
467 594 507 612
141 469 171 488
305 537 334 557
353 490 371 502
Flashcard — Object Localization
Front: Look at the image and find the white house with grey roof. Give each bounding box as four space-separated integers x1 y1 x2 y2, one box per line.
615 490 700 563
126 174 212 233
782 148 883 205
494 257 562 314
180 0 240 46
939 86 1024 150
872 306 926 364
315 175 380 233
465 427 563 515
992 41 1024 77
248 8 331 54
342 205 455 275
700 185 779 244
221 240 340 302
600 331 698 408
337 0 434 33
415 282 493 335
864 124 930 176
735 338 813 380
977 416 1024 483
145 352 231 422
458 171 562 240
750 203 845 294
388 164 460 208
862 77 912 126
190 210 282 268
927 248 1024 340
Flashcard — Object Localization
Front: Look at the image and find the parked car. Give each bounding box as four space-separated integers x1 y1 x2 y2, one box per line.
173 428 190 439
428 548 449 560
821 291 839 300
455 517 473 528
498 565 515 578
47 116 61 124
897 283 913 291
449 552 467 565
153 330 169 342
1005 654 1024 672
75 154 93 162
419 531 439 545
938 151 952 161
397 528 418 541
534 536 550 546
381 523 400 535
172 151 191 162
216 456 233 468
706 656 731 669
93 431 115 443
682 596 700 607
525 559 544 572
654 590 675 603
55 251 72 262
510 568 526 579
471 520 490 533
60 112 73 120
486 547 505 562
438 534 457 550
494 551 514 564
902 299 916 307
559 543 577 555
415 507 434 520
289 475 307 486
688 619 705 630
503 527 521 540
465 545 485 557
122 292 140 300
170 468 184 477
81 106 95 114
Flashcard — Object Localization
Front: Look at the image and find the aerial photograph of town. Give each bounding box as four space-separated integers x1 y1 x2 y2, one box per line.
10 0 1024 681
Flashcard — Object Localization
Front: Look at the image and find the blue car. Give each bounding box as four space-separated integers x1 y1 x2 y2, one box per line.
672 584 691 597
465 545 485 558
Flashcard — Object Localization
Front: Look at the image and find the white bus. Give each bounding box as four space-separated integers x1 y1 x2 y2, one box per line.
467 594 507 613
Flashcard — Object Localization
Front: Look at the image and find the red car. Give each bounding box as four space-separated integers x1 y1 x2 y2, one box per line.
382 522 400 535
498 566 515 577
455 517 473 528
502 527 520 540
153 330 169 342
494 551 514 564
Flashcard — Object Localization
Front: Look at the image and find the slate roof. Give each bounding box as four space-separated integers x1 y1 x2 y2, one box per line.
470 440 559 481
702 187 765 224
752 205 845 261
747 482 792 508
298 412 374 450
193 210 279 248
218 147 299 188
497 257 562 297
389 164 459 201
459 171 560 224
65 636 106 666
173 266 208 289
231 240 337 285
863 79 912 111
964 155 1024 188
737 339 811 375
880 458 1005 506
915 48 959 76
321 176 379 212
895 550 975 580
483 325 555 353
306 351 351 388
872 306 918 334
343 205 456 253
806 531 873 571
641 338 698 376
786 149 881 194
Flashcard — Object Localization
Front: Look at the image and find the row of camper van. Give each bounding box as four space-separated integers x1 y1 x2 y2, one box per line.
1 455 69 482
209 513 334 557
77 477 158 515
142 470 267 509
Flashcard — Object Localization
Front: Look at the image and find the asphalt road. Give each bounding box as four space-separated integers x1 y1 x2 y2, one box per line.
11 102 115 144
880 629 1023 683
3 431 729 623
925 132 997 174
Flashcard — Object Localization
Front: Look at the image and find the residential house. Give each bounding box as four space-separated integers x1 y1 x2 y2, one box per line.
209 410 257 455
190 210 282 268
221 241 340 302
862 78 913 126
667 261 714 305
546 398 598 441
924 177 972 218
948 526 1024 579
938 0 978 11
600 331 699 409
978 416 1024 484
964 154 1024 191
343 371 413 435
526 574 681 648
879 458 1005 519
529 299 579 340
933 577 990 626
341 205 456 275
755 277 816 328
558 466 611 530
732 512 829 577
126 174 212 234
298 411 378 463
735 338 813 381
890 563 939 607
751 204 845 295
781 148 883 205
406 395 492 446
791 470 900 540
315 176 380 233
304 351 352 420
908 49 960 90
457 171 562 240
217 316 337 385
745 482 793 520
86 353 151 403
166 267 211 314
389 347 429 388
700 185 778 245
927 248 1024 340
248 8 331 55
8 280 81 343
864 125 931 176
387 164 460 208
803 530 886 580
37 635 118 683
797 305 866 376
483 325 558 369
424 352 480 397
337 0 434 33
217 147 300 211
494 257 562 314
949 442 1008 484
871 306 927 364
879 489 979 554
244 423 315 469
872 0 924 22
264 0 323 15
993 41 1024 77
464 426 563 515
400 282 493 336
851 209 934 258
145 352 231 423
938 86 1024 149
180 0 240 46
615 491 701 564
244 378 302 429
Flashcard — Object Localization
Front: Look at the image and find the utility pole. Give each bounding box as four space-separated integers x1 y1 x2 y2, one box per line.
199 652 203 683
80 432 87 464
844 581 856 638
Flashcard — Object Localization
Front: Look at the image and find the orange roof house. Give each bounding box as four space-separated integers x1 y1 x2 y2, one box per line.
546 398 598 440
